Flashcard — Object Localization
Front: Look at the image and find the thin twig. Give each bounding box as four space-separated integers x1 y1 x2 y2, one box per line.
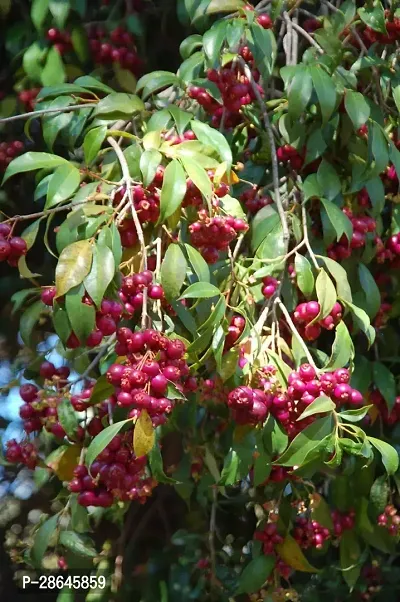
274 298 319 370
107 136 148 329
290 21 324 54
237 58 290 255
2 200 89 223
0 103 95 125
209 486 218 588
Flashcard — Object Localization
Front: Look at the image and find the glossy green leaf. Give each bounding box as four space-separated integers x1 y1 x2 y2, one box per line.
136 71 182 100
59 531 97 557
317 160 341 200
159 159 187 223
84 242 115 308
65 284 96 344
46 163 81 208
325 321 354 370
294 253 314 297
31 0 49 30
2 152 68 183
275 415 334 466
358 2 387 34
236 555 275 594
316 269 337 320
179 282 220 300
310 65 337 124
20 301 45 347
84 126 107 165
140 149 162 187
32 514 59 568
368 437 399 475
296 396 335 421
49 0 70 28
358 264 381 319
86 419 132 468
206 0 246 14
340 531 361 590
191 120 232 173
184 243 210 283
161 244 188 302
179 156 212 204
94 93 144 117
320 199 353 242
41 47 66 86
287 66 313 119
344 89 370 130
220 450 239 486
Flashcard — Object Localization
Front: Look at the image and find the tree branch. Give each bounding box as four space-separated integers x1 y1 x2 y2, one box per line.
0 103 95 125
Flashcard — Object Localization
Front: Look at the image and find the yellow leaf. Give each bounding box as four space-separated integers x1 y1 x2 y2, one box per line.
133 410 155 457
48 444 81 481
276 535 320 573
55 240 93 297
368 404 379 425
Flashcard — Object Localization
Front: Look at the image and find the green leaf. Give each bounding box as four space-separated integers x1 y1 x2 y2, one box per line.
294 253 314 297
70 495 90 533
59 531 97 557
276 535 320 573
71 25 90 63
317 160 341 201
57 398 79 439
368 437 399 475
74 76 114 94
41 47 66 86
344 89 370 130
190 120 232 173
287 66 313 119
161 244 188 302
87 375 115 405
158 159 187 223
179 34 203 60
55 240 93 298
358 264 381 319
65 285 96 345
2 152 68 183
20 301 45 347
136 71 182 100
32 514 59 568
320 199 353 242
219 348 239 382
340 531 361 590
21 219 42 251
296 395 336 421
249 23 276 82
318 256 352 302
184 243 210 283
325 321 354 370
339 406 371 423
46 163 81 208
86 419 132 468
84 242 115 308
236 555 275 594
31 0 49 30
49 0 70 28
358 2 387 34
149 443 176 484
372 362 396 412
140 149 162 187
251 206 280 251
94 93 144 117
180 156 213 205
310 65 337 124
203 20 228 66
179 282 220 300
53 301 71 343
168 106 193 135
219 194 246 219
206 0 246 14
220 450 239 485
275 415 334 466
370 475 389 514
316 269 337 320
84 126 107 165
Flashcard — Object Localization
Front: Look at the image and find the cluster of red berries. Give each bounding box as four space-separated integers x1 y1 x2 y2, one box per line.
183 170 229 208
107 329 189 425
189 210 248 264
46 28 73 54
293 517 330 549
115 175 163 247
360 563 383 601
224 315 246 352
292 300 343 341
87 26 142 73
42 288 123 348
0 223 27 266
261 276 279 299
18 88 41 112
240 186 272 214
0 140 25 172
327 208 376 261
385 233 400 262
5 439 39 469
254 522 283 554
118 271 164 317
257 364 364 438
356 14 400 48
370 391 400 425
69 435 155 507
188 44 263 129
373 302 392 329
331 509 356 537
227 385 271 425
163 129 197 146
377 504 400 536
277 144 304 171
